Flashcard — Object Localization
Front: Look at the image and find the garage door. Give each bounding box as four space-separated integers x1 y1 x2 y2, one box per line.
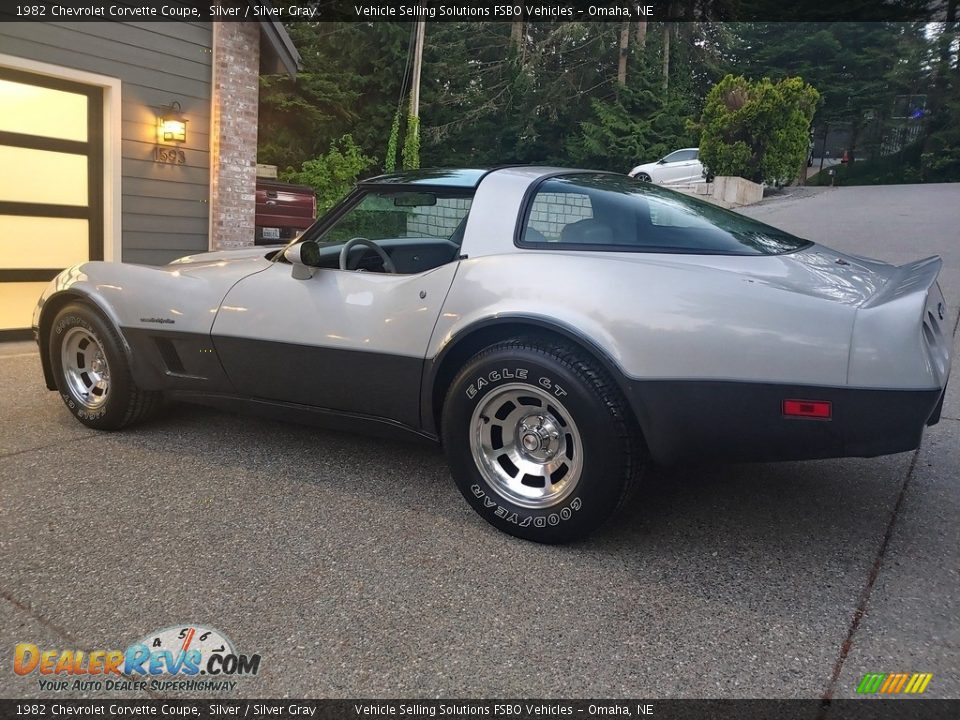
0 67 102 338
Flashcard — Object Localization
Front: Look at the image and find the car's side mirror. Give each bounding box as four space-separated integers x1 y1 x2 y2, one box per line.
284 240 320 280
657 159 667 165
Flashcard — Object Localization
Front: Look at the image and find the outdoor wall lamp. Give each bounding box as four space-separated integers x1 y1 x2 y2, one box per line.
158 102 187 143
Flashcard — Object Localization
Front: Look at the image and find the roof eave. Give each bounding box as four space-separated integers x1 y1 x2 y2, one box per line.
256 12 301 76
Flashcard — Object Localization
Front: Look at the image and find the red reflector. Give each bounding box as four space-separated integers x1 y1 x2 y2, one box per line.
783 399 832 419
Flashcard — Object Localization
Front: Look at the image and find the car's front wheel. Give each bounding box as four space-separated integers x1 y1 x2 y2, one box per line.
635 172 652 182
442 338 642 543
49 302 162 430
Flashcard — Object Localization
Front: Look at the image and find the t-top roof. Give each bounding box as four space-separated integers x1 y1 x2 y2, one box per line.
362 169 489 189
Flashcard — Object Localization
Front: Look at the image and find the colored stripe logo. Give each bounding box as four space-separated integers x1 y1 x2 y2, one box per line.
857 673 933 694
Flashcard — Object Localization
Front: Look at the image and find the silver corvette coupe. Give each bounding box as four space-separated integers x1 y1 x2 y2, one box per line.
34 168 951 543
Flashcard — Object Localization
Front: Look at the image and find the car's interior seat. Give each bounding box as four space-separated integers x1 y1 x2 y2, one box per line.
560 219 614 245
523 226 550 243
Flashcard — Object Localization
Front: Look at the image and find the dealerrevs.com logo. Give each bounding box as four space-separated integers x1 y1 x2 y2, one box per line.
13 624 261 693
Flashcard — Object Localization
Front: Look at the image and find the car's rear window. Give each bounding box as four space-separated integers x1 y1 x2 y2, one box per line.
518 173 811 255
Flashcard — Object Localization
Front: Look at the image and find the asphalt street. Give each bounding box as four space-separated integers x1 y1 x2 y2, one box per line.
1 184 957 702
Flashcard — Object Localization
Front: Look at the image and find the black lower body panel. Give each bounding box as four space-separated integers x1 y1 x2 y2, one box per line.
168 392 437 444
211 335 424 428
627 380 944 465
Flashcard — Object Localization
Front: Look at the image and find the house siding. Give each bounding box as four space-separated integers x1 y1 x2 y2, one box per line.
0 21 212 265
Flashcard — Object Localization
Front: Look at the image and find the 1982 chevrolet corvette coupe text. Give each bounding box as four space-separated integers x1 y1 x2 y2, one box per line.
33 168 952 543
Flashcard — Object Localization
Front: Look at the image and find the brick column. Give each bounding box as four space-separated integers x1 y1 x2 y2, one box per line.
209 22 260 250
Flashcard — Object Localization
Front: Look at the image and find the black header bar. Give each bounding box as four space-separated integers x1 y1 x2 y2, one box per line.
0 699 958 719
0 0 949 23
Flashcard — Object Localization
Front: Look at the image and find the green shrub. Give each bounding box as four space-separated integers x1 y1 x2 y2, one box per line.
699 75 819 184
281 134 377 214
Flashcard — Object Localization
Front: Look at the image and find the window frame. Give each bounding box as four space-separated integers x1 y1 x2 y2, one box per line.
513 171 813 257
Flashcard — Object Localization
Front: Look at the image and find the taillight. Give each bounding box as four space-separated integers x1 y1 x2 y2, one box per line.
782 399 832 419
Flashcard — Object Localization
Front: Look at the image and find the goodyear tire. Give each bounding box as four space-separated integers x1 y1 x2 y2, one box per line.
442 338 641 543
49 302 162 430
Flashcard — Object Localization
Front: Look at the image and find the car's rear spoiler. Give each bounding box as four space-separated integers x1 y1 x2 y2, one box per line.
860 255 942 309
848 255 950 389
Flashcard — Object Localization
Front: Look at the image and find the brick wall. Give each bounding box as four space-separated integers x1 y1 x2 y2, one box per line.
528 192 593 240
406 198 472 237
209 22 260 250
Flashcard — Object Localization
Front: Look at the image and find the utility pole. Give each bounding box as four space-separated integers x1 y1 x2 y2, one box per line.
617 21 630 88
661 23 671 89
403 16 426 169
409 18 426 123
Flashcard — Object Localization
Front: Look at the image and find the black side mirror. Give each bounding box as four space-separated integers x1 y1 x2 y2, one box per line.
299 240 321 265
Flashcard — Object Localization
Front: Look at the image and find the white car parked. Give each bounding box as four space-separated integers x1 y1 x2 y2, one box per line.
628 148 705 184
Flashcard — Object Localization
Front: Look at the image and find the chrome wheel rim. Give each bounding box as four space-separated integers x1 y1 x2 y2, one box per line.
60 326 110 410
469 383 583 509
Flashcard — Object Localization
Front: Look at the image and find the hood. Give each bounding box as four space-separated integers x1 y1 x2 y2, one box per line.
168 245 284 266
629 161 658 175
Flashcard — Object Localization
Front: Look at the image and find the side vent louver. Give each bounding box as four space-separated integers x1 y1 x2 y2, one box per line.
154 337 185 374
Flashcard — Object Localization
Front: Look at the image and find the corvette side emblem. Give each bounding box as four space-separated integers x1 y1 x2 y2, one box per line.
939 302 945 320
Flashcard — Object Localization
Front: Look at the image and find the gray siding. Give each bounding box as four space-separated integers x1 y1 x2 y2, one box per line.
0 21 212 265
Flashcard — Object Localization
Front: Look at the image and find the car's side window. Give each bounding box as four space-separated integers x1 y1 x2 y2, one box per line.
522 191 594 243
664 149 695 163
518 173 812 255
321 192 472 244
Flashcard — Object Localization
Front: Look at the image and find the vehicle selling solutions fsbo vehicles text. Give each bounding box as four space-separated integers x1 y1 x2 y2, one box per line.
354 4 653 19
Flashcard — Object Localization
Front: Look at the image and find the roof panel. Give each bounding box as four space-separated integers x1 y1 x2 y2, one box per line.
362 169 488 188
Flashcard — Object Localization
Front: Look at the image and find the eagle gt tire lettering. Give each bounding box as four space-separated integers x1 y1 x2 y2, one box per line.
49 302 161 430
442 338 640 543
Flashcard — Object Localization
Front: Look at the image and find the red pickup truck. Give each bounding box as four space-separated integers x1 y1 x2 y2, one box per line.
255 180 317 245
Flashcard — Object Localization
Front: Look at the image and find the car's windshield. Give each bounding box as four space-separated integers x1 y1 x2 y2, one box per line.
519 173 811 255
316 189 474 245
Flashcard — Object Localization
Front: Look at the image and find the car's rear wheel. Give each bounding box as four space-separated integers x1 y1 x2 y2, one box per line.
49 302 162 430
636 172 652 182
442 338 642 543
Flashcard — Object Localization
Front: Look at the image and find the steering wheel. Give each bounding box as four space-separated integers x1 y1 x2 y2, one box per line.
339 237 397 274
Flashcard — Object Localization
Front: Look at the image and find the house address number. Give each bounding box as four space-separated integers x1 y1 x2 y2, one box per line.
154 147 186 165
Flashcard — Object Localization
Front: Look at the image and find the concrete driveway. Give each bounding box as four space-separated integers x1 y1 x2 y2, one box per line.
1 184 957 701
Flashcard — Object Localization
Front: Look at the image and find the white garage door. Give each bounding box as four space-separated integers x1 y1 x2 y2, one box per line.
0 67 102 338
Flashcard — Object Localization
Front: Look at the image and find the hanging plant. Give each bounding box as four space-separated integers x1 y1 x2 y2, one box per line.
402 115 421 170
385 109 401 173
